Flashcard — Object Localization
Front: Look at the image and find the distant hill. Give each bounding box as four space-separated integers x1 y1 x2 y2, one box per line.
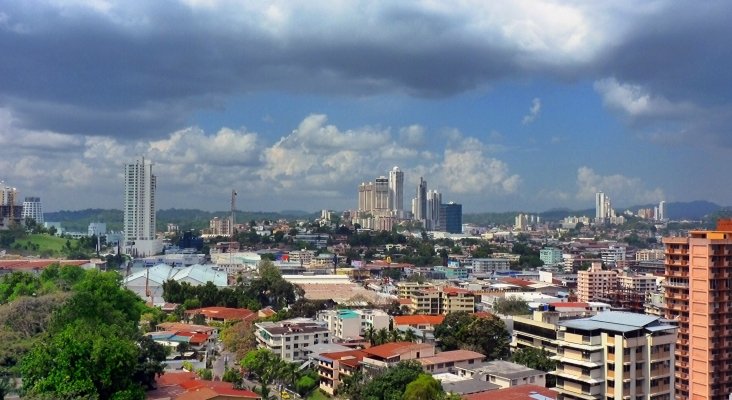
44 208 319 232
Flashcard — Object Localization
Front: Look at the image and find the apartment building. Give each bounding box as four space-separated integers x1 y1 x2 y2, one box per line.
552 311 676 400
664 220 732 400
618 273 659 292
316 309 390 340
254 318 331 362
361 342 436 373
576 263 617 303
397 281 434 298
471 258 511 274
318 349 366 395
405 286 477 315
455 360 547 389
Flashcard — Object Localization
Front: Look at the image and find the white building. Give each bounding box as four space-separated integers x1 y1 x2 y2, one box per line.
600 245 626 266
124 158 162 256
21 197 43 225
388 166 404 217
255 318 331 362
471 258 511 274
317 309 390 340
122 263 228 305
88 222 107 237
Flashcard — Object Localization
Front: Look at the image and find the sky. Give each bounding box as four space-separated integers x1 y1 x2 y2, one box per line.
1 0 731 213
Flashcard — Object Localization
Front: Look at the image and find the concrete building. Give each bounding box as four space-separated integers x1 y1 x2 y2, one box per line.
88 222 106 237
663 220 732 400
122 264 228 305
318 349 367 395
388 166 404 216
425 189 442 231
472 258 511 275
316 309 390 340
361 342 435 372
455 360 547 389
576 263 617 303
635 249 665 262
254 318 331 362
419 350 486 374
540 248 563 267
552 311 676 400
123 158 162 256
21 196 43 225
413 177 427 224
600 245 626 267
403 286 477 315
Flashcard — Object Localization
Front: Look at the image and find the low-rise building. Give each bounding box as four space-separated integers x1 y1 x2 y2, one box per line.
317 349 367 395
418 350 486 374
455 360 547 389
472 258 511 275
316 309 390 340
184 307 257 325
540 248 563 267
576 262 617 303
254 318 331 362
361 342 436 373
404 286 477 315
393 315 445 332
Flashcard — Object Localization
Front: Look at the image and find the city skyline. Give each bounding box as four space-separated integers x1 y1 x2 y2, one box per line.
1 2 731 212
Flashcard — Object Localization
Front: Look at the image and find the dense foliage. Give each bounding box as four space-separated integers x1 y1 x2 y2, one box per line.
511 347 558 387
18 269 166 400
492 297 531 316
434 312 510 360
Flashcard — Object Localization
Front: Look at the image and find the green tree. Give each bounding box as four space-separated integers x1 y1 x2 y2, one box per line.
434 312 510 360
241 349 284 399
511 347 557 387
402 373 443 400
493 297 531 316
359 361 423 400
434 312 474 351
21 322 143 400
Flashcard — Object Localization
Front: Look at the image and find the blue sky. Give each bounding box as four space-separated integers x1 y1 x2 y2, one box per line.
1 1 731 212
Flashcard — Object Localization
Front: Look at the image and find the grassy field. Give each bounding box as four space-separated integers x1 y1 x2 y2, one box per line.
306 390 330 400
12 234 79 256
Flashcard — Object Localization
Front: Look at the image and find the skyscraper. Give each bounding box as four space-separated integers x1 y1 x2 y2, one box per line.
440 202 462 233
659 200 666 221
388 166 404 215
664 220 732 400
595 192 606 221
21 197 43 225
425 189 441 230
413 177 427 222
124 158 161 256
373 176 390 211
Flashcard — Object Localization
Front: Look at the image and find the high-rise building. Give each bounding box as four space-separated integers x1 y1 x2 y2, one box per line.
0 184 17 207
358 181 374 212
388 166 404 215
595 191 616 223
440 202 462 233
413 177 427 223
658 200 666 221
21 197 43 225
373 176 390 211
663 220 732 400
123 158 161 256
0 183 22 229
425 189 441 230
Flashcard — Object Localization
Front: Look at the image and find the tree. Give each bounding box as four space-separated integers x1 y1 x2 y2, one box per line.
177 342 192 357
493 297 531 316
511 347 557 387
221 321 257 361
21 322 144 400
402 373 443 400
359 361 423 400
434 312 510 360
241 349 284 399
403 329 417 343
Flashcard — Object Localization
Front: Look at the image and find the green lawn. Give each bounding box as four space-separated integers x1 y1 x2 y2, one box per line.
306 390 330 400
13 234 79 255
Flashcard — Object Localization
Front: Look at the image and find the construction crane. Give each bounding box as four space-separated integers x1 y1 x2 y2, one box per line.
230 189 237 237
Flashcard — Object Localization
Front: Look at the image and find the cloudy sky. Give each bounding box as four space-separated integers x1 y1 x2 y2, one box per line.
1 0 731 213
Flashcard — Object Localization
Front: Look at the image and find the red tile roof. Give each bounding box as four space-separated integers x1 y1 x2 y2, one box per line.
398 298 413 305
185 307 256 322
148 371 260 400
549 302 589 308
393 315 445 326
418 350 485 366
320 350 368 368
472 311 494 319
500 278 536 287
462 384 556 400
363 342 432 359
442 286 472 295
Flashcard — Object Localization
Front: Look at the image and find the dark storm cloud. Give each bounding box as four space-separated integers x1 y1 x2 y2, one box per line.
1 0 731 143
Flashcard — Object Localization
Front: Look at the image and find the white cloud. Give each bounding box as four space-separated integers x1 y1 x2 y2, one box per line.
576 166 664 205
593 78 694 118
436 137 521 195
399 125 426 147
522 97 542 124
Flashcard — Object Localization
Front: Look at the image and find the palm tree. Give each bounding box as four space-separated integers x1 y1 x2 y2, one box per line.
404 328 417 343
389 328 402 343
376 328 389 345
365 325 376 346
279 362 299 390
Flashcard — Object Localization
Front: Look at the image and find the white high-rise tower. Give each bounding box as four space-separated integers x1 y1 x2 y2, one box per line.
388 166 404 216
124 158 161 256
21 197 43 225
